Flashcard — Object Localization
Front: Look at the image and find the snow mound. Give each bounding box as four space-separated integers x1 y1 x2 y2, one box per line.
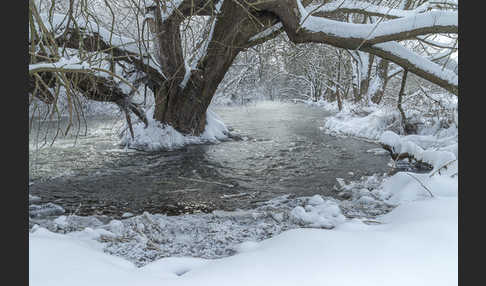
324 108 401 140
120 108 229 151
320 99 457 146
290 195 345 229
379 130 457 175
336 174 395 217
379 172 458 204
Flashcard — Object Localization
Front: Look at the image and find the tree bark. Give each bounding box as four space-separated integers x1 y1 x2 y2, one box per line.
397 70 408 132
370 58 390 104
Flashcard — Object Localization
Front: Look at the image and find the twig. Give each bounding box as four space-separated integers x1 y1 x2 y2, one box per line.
429 159 457 177
406 173 434 198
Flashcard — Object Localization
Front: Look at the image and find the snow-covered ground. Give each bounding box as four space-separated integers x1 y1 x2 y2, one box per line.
30 171 457 286
29 97 458 286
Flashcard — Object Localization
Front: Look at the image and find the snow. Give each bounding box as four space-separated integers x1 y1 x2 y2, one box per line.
29 56 91 73
30 228 157 286
30 169 457 285
379 130 457 174
180 0 223 88
120 107 229 151
297 0 457 42
30 12 165 88
232 241 260 253
159 0 184 22
380 172 457 204
29 194 352 266
249 23 283 42
309 0 430 19
290 198 345 228
318 95 457 177
28 52 130 82
294 0 458 91
372 42 458 87
29 203 65 218
320 97 456 138
36 13 142 55
29 194 41 203
180 60 193 88
324 107 401 140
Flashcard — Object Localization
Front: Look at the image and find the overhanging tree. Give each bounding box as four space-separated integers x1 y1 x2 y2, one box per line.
29 0 458 136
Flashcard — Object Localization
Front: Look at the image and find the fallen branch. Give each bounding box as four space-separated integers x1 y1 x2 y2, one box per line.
380 142 433 170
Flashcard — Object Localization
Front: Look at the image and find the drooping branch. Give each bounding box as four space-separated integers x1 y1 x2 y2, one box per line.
29 64 148 126
286 3 457 47
361 42 457 95
31 7 168 96
252 0 458 95
28 4 157 133
54 27 165 88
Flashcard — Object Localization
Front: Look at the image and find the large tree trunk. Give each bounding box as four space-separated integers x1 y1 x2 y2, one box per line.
146 0 270 135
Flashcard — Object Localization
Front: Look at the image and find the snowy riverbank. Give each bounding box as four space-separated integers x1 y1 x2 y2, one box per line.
30 172 457 285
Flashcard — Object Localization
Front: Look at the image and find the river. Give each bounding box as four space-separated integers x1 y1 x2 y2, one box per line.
29 102 391 218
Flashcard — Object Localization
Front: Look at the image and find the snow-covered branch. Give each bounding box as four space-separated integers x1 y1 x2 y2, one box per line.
297 5 457 46
362 42 457 94
309 0 430 19
253 0 458 94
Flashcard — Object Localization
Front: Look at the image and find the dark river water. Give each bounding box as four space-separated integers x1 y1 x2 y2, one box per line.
29 102 391 218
